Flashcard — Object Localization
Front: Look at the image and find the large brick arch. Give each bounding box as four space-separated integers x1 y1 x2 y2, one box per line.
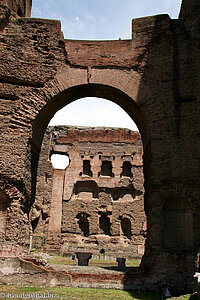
0 0 200 294
31 82 151 242
31 82 151 228
32 83 150 152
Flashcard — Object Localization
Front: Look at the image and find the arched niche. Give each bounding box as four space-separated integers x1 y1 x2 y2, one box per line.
76 212 90 237
0 189 11 242
121 217 132 240
99 212 111 236
163 197 193 250
121 161 133 178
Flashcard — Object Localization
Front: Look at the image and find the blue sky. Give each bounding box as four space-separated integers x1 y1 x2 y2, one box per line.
32 0 181 40
32 0 182 131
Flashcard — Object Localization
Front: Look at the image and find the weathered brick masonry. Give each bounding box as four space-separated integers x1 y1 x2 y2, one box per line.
32 126 146 258
0 0 200 293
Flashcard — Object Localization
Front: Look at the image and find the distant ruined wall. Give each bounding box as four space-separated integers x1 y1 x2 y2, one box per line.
33 126 146 258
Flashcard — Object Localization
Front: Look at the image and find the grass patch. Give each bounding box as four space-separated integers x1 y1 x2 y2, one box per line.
47 255 141 267
0 286 197 300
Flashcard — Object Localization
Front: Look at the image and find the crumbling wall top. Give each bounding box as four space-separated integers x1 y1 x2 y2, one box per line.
51 126 141 145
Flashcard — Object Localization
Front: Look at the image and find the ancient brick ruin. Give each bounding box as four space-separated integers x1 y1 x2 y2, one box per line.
32 126 146 258
0 0 200 294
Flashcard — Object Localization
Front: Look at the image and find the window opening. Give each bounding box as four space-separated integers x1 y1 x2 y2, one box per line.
51 154 69 169
121 161 133 178
76 212 90 237
99 212 111 235
99 161 114 177
31 217 40 233
82 160 92 177
121 217 132 239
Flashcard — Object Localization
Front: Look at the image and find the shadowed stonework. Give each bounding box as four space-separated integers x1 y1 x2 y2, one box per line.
0 0 200 294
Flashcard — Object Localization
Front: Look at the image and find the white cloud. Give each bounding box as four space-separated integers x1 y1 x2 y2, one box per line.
61 16 86 39
74 16 84 29
49 98 138 131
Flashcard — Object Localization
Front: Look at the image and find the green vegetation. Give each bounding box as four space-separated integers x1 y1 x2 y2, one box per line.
6 253 195 299
47 255 141 267
0 285 197 300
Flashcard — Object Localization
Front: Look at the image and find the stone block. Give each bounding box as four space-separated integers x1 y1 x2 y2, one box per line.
116 257 126 268
75 252 92 266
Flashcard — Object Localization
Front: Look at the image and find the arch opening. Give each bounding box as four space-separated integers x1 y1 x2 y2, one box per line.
99 212 111 236
76 212 90 237
32 83 149 263
32 84 149 154
121 217 132 240
121 161 133 178
0 189 11 242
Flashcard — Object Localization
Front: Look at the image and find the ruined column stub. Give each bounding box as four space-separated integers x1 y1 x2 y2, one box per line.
25 0 32 17
76 252 92 266
47 169 65 249
116 257 126 268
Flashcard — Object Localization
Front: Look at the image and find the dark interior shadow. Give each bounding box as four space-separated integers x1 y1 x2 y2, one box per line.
102 266 163 299
189 293 198 300
126 291 162 299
